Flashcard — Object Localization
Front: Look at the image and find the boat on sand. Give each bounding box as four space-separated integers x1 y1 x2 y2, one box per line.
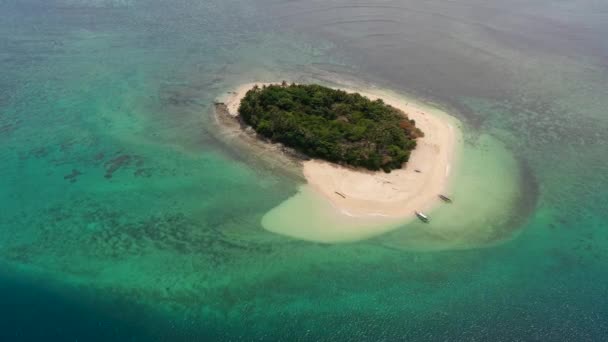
439 194 453 203
415 211 430 223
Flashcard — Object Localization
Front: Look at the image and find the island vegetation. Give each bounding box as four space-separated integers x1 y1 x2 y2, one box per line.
238 83 423 172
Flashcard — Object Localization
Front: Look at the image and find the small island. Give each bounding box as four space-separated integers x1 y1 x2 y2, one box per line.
238 83 423 172
217 81 460 242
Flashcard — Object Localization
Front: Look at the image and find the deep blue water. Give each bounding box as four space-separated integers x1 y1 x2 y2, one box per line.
0 272 147 341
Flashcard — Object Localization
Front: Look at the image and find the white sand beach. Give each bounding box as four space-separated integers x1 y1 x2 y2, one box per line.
221 82 460 222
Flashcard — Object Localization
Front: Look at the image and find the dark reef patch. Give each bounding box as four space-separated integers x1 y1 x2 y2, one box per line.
0 198 277 273
0 122 18 136
60 139 76 152
134 168 152 178
30 147 50 159
63 168 82 183
103 154 145 179
93 152 105 161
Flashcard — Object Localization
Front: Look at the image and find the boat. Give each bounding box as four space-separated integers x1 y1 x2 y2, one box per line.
415 211 429 223
438 194 453 203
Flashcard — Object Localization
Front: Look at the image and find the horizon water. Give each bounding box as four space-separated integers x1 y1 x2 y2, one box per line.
1 0 607 340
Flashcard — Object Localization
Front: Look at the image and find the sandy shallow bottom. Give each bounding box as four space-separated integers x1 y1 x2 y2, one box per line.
262 133 523 247
375 134 524 250
219 82 522 246
262 186 404 243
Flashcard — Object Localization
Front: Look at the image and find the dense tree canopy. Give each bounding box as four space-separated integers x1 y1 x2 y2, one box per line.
238 83 423 172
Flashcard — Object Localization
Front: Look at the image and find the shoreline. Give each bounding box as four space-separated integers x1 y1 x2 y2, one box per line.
219 82 462 222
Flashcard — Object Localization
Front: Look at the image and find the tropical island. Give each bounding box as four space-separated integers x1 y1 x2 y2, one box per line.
238 83 423 172
216 81 461 242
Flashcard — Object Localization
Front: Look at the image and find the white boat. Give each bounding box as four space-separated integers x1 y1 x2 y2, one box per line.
415 211 429 223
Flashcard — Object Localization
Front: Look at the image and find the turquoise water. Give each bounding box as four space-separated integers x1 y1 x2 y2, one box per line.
1 0 607 340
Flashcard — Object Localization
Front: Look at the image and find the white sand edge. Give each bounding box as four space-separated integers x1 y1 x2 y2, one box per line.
221 82 461 221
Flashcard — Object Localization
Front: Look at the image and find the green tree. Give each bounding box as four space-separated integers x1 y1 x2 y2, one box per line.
237 84 423 172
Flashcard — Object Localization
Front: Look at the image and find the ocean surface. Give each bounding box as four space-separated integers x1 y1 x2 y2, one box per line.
1 0 607 340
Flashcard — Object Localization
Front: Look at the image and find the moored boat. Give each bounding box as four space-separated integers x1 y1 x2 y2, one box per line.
439 194 453 203
415 211 429 223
